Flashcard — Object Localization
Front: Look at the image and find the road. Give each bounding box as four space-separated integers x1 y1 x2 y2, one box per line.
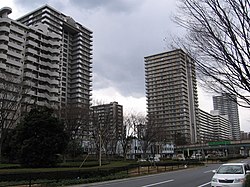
70 159 250 187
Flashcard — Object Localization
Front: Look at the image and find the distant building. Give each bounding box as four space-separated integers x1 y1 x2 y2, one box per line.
211 110 233 141
127 138 174 159
241 131 250 140
199 109 232 143
199 109 214 143
91 102 123 154
213 93 240 140
144 49 199 144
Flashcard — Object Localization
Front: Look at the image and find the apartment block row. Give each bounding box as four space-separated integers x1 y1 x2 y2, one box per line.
0 5 241 148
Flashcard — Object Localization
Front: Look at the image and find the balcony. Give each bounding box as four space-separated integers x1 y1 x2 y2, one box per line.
23 72 35 79
39 85 59 93
0 53 7 59
0 44 8 51
72 55 82 60
26 47 38 55
0 62 6 70
27 32 39 40
0 35 8 41
26 40 38 47
71 69 83 74
0 18 11 24
50 47 60 54
8 42 23 51
26 55 37 62
0 26 10 32
40 69 59 77
24 64 37 71
50 55 60 62
5 68 22 76
6 58 22 68
9 33 24 43
7 50 22 59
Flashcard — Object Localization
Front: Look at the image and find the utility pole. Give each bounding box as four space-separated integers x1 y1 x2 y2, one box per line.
99 130 102 166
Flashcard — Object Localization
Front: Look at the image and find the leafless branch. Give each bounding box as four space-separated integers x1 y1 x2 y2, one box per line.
173 0 250 107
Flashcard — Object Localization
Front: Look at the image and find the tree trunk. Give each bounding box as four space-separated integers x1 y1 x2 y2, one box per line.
0 137 3 163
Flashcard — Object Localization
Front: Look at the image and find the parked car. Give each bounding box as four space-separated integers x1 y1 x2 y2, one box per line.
176 154 185 161
148 156 160 162
137 158 147 162
190 153 202 160
211 163 250 187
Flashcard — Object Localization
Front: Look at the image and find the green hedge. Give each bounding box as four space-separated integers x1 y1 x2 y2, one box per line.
0 165 137 182
0 161 204 184
0 161 199 182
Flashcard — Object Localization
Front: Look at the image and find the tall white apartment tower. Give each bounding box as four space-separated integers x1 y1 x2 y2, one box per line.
0 7 61 109
213 93 240 140
145 49 199 144
17 5 93 109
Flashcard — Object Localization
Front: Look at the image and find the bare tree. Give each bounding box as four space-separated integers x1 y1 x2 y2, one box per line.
120 113 146 159
61 105 90 140
90 101 122 164
0 72 28 162
139 117 166 159
60 104 90 159
174 0 250 107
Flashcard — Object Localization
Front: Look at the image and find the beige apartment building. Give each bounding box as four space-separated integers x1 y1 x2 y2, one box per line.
0 5 93 110
0 7 61 109
145 49 199 144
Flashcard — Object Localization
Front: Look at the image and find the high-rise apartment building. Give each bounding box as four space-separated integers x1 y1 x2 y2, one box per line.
145 49 199 144
199 109 232 143
0 7 61 109
213 93 240 140
91 102 123 154
16 4 93 109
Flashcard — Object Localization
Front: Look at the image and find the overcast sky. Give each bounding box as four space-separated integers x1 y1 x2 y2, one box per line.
1 0 249 131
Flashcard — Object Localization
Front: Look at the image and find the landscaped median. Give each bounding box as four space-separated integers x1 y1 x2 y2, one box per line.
0 161 204 187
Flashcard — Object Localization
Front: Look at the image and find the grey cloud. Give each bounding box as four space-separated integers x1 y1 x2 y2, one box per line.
7 0 250 131
93 51 146 98
68 0 141 13
14 0 47 10
89 1 177 98
12 0 177 99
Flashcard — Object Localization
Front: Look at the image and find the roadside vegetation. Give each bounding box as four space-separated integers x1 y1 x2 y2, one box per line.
0 159 204 187
1 155 249 187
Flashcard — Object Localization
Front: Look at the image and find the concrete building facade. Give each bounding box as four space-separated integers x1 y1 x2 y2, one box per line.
213 93 240 140
241 131 250 140
16 4 93 109
199 109 232 143
144 49 199 144
0 7 61 109
90 102 123 154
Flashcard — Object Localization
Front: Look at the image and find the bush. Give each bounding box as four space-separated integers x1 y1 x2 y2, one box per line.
14 107 69 168
246 175 250 187
0 165 135 182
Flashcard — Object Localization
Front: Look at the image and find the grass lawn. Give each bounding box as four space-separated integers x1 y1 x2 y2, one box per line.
0 160 137 187
0 160 193 186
